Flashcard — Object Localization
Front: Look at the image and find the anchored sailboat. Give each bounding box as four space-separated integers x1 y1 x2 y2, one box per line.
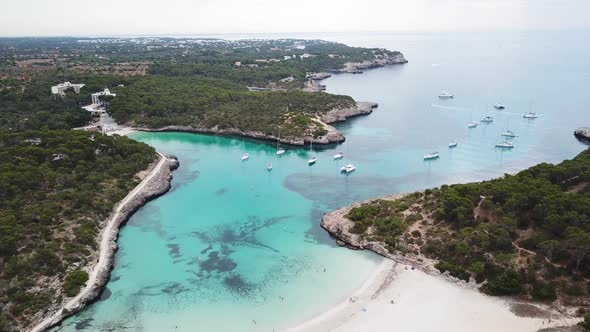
308 141 317 165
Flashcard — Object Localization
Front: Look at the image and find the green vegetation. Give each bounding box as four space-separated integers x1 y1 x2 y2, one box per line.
0 130 157 330
347 150 590 307
63 270 89 297
109 76 354 138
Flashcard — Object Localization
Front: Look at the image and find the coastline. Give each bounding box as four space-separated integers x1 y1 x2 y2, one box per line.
28 153 179 332
310 194 582 332
285 259 581 332
123 102 378 146
574 127 590 144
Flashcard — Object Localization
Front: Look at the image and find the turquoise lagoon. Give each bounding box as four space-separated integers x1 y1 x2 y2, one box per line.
55 31 589 331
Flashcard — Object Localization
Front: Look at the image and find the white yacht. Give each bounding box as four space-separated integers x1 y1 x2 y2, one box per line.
481 116 494 123
333 152 344 160
495 141 514 149
424 152 440 160
501 130 517 138
438 92 454 99
241 153 249 161
449 142 458 148
267 163 273 171
494 103 505 110
340 163 356 173
467 121 479 128
523 112 539 119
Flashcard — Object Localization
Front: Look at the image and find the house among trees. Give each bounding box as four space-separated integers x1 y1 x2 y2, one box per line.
23 138 42 145
51 82 85 96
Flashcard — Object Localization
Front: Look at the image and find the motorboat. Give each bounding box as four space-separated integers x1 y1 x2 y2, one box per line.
467 121 479 128
494 103 505 110
449 142 458 148
424 152 440 160
438 92 454 99
340 163 356 173
481 116 494 123
495 141 514 149
267 163 273 171
308 156 317 165
523 112 539 119
241 153 249 161
333 152 344 160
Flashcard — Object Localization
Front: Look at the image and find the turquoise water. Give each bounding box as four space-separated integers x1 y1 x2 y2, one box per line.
56 31 589 332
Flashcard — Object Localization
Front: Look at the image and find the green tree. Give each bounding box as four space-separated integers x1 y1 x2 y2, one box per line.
566 227 590 271
537 240 560 262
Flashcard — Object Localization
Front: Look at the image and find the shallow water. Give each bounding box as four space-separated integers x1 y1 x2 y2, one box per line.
55 30 589 332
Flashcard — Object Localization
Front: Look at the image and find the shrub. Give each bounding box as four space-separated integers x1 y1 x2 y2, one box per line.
63 270 89 297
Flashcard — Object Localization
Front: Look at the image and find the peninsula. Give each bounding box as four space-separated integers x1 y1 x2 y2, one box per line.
0 38 406 145
321 150 590 329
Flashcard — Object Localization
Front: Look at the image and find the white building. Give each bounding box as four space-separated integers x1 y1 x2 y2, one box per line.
51 82 85 96
91 88 116 106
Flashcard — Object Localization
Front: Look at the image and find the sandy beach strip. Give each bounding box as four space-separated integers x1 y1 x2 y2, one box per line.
286 259 580 332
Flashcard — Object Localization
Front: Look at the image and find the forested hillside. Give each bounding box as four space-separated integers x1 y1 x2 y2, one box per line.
0 131 157 331
109 76 356 138
346 150 590 306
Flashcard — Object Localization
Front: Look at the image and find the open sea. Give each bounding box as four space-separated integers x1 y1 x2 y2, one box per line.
54 30 590 332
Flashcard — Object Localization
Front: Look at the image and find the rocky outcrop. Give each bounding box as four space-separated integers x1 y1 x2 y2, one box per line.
320 194 440 276
29 154 179 332
321 102 378 124
336 52 408 74
134 102 377 146
574 127 590 143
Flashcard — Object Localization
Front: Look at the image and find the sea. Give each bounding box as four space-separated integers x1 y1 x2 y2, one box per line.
54 30 590 332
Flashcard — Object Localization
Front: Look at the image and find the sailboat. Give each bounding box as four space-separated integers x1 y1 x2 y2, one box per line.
276 131 286 156
500 118 517 138
449 141 458 148
501 130 517 138
241 153 249 161
333 151 344 160
467 121 479 128
308 141 317 165
523 101 538 119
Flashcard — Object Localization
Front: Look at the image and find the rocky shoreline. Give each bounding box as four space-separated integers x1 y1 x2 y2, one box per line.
28 153 179 332
574 127 590 143
320 194 444 276
134 102 378 146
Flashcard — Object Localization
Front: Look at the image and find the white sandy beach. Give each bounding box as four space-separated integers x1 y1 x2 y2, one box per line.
287 259 579 332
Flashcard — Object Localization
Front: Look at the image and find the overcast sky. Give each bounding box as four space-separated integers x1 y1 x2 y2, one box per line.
0 0 588 37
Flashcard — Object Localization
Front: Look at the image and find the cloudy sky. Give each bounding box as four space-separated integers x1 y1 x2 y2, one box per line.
0 0 588 36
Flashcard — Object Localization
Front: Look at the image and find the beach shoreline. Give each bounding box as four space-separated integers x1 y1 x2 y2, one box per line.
28 153 179 332
300 194 583 332
284 258 581 332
